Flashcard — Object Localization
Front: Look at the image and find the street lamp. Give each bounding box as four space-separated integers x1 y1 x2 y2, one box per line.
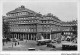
50 28 52 40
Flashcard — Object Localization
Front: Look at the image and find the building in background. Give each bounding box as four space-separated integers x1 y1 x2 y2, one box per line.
3 5 77 40
61 21 77 41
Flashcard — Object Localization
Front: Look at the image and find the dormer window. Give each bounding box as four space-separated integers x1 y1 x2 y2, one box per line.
21 5 25 8
8 14 10 16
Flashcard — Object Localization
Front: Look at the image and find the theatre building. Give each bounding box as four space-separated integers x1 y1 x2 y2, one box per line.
3 5 77 40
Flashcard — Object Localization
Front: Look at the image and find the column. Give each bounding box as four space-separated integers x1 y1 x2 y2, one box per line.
32 34 33 40
22 34 23 40
20 34 21 39
17 34 18 39
22 34 24 39
24 34 25 39
23 34 24 40
15 34 16 38
13 34 15 38
50 34 51 40
11 34 12 38
14 34 15 38
46 33 47 39
18 34 19 39
16 34 17 39
15 34 16 39
33 35 35 40
17 34 19 39
31 34 32 40
26 34 27 40
11 34 13 38
34 34 35 40
28 34 29 40
13 34 14 38
27 34 28 40
18 34 20 39
16 34 17 38
36 34 37 41
33 34 35 40
25 34 27 40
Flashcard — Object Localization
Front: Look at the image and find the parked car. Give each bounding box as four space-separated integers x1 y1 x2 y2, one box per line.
19 38 24 41
36 39 51 46
47 40 57 48
62 42 77 50
28 48 35 51
11 38 18 42
51 39 57 43
2 38 11 42
47 43 56 48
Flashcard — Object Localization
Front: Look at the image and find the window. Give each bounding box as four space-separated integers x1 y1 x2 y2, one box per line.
37 20 39 22
47 25 49 27
8 14 10 16
29 21 30 22
10 29 12 31
26 12 28 15
71 33 72 35
13 14 15 16
20 13 22 15
32 17 34 19
44 21 46 23
16 13 18 15
12 14 13 16
18 13 20 15
22 12 25 15
23 21 25 22
14 14 16 16
9 22 11 23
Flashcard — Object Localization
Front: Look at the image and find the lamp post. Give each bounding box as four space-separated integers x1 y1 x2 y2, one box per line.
50 28 52 40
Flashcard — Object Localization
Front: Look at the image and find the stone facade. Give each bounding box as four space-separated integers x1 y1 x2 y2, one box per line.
3 5 77 40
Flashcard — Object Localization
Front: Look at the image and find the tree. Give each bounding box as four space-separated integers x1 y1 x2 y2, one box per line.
36 33 42 40
3 18 10 38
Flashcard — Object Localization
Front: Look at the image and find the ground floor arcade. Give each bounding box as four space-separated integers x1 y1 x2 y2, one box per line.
4 32 62 40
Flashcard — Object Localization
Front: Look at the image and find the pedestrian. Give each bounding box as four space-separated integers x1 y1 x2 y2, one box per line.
6 40 7 44
15 42 16 46
12 42 13 48
18 42 19 45
3 42 4 46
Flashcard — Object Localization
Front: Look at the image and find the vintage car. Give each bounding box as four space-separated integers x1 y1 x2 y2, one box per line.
47 40 57 48
28 48 35 51
11 38 19 42
62 41 77 50
36 39 51 45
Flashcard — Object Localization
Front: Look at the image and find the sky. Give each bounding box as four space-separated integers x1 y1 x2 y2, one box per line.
3 1 77 21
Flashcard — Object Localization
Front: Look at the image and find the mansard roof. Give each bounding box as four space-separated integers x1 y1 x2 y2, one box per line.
61 20 77 26
5 5 77 27
6 5 38 15
42 13 61 22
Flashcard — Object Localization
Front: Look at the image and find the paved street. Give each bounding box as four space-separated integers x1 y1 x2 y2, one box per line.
3 40 62 51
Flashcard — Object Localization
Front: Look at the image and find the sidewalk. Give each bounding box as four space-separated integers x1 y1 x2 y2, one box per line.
3 40 63 51
3 41 24 48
